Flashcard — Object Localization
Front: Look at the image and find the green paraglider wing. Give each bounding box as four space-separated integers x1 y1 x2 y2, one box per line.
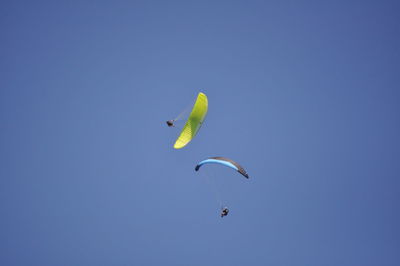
173 92 208 149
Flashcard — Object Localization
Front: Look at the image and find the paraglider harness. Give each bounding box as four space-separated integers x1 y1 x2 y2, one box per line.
220 207 229 217
166 120 175 127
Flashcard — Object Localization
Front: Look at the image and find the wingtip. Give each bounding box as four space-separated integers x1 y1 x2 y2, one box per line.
173 141 187 149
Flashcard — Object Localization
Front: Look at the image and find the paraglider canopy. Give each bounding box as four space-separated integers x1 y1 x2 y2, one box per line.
173 92 208 149
195 157 249 178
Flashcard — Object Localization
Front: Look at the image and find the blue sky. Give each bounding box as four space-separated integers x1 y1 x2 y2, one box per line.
1 1 399 265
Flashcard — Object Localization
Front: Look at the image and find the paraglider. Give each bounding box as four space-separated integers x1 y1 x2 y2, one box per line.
195 157 249 218
167 92 208 149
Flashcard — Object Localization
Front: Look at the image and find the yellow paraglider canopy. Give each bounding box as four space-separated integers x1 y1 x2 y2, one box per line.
174 92 208 149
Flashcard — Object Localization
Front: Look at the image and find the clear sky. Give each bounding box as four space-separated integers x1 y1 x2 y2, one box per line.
1 1 399 265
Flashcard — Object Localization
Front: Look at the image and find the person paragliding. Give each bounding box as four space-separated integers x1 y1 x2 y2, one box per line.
220 207 229 217
166 120 175 127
